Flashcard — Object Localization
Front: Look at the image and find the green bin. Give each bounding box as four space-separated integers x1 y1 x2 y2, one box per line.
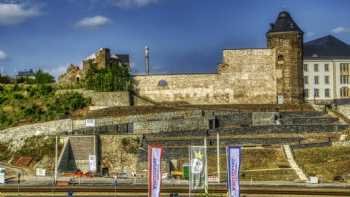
182 164 190 179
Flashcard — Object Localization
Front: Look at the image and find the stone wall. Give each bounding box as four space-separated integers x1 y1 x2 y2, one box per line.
57 89 130 107
134 49 277 105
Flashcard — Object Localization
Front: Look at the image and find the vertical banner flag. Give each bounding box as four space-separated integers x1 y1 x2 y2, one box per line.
189 146 208 191
89 155 97 172
148 145 163 197
226 146 241 197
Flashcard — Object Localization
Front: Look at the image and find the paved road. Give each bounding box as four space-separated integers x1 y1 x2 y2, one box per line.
1 185 350 196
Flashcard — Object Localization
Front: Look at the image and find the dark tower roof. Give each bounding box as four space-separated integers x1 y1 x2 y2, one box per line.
268 11 303 33
304 35 350 59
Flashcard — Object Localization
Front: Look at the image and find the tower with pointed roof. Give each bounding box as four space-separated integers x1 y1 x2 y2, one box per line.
267 11 304 104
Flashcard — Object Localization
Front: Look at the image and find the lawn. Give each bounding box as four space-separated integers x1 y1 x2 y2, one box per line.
294 146 350 182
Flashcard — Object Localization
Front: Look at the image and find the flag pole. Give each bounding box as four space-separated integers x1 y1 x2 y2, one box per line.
217 132 220 183
204 136 208 194
188 145 191 197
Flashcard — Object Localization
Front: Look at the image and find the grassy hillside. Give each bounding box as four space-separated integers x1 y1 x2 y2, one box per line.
295 146 350 182
0 84 91 129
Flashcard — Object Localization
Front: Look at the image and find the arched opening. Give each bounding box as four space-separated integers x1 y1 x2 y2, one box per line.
340 87 349 97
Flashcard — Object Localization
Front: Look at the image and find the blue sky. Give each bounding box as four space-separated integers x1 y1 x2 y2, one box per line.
0 0 350 77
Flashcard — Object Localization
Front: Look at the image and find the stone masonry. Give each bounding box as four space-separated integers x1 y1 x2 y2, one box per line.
133 11 304 105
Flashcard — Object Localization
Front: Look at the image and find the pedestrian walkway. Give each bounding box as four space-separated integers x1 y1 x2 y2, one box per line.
283 145 308 181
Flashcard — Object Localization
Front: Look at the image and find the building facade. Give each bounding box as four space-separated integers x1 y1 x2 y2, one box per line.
303 35 350 104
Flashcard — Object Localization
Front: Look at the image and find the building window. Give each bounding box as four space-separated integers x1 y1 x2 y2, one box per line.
304 76 308 84
314 88 320 98
324 64 329 72
325 88 330 98
304 89 309 98
340 87 349 97
340 75 349 84
340 63 349 73
314 76 319 84
314 64 319 72
303 64 308 72
325 76 330 84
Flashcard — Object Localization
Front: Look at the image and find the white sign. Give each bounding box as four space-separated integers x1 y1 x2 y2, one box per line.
36 168 46 177
277 95 284 104
309 176 318 184
89 155 96 172
0 168 5 184
85 119 96 127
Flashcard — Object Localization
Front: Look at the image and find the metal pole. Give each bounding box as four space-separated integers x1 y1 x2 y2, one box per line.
204 136 208 194
54 135 58 185
216 132 220 183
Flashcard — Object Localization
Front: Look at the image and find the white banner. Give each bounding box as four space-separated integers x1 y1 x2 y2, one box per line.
148 145 162 197
189 146 208 192
89 155 97 172
227 146 241 197
0 168 4 184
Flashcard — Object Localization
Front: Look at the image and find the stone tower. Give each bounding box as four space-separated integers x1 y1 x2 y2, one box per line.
96 48 111 69
267 11 304 104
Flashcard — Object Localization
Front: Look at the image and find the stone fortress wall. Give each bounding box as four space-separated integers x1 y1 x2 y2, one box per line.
134 49 277 105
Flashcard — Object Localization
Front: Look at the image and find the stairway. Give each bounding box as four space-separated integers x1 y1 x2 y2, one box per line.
283 144 308 181
57 136 98 173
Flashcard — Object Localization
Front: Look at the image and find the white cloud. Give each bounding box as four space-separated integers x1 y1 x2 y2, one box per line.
0 50 7 60
111 0 158 8
0 3 40 25
76 15 111 28
305 32 315 37
332 26 350 34
46 65 69 79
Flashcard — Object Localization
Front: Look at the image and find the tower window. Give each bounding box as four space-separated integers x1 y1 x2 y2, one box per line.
277 55 284 64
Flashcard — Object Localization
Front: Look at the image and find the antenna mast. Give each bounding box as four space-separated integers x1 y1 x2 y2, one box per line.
145 46 150 75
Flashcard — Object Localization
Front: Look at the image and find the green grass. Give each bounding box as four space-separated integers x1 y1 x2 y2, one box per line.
0 84 90 129
294 146 350 182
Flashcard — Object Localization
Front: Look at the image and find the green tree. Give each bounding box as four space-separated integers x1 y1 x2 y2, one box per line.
85 62 132 92
35 69 55 84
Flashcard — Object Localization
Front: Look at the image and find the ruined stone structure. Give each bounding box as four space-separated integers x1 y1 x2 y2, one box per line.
58 64 82 85
82 48 130 74
134 11 304 105
58 48 130 85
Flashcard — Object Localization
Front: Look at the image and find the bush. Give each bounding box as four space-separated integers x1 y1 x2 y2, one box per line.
85 63 132 92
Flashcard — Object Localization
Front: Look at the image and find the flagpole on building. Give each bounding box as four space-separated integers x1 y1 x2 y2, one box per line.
217 132 220 183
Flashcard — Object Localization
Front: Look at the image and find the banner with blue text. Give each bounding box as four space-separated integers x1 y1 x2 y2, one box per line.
227 146 241 197
148 145 163 197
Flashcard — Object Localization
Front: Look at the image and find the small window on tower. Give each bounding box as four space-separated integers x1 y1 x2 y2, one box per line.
277 55 284 64
158 80 168 87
